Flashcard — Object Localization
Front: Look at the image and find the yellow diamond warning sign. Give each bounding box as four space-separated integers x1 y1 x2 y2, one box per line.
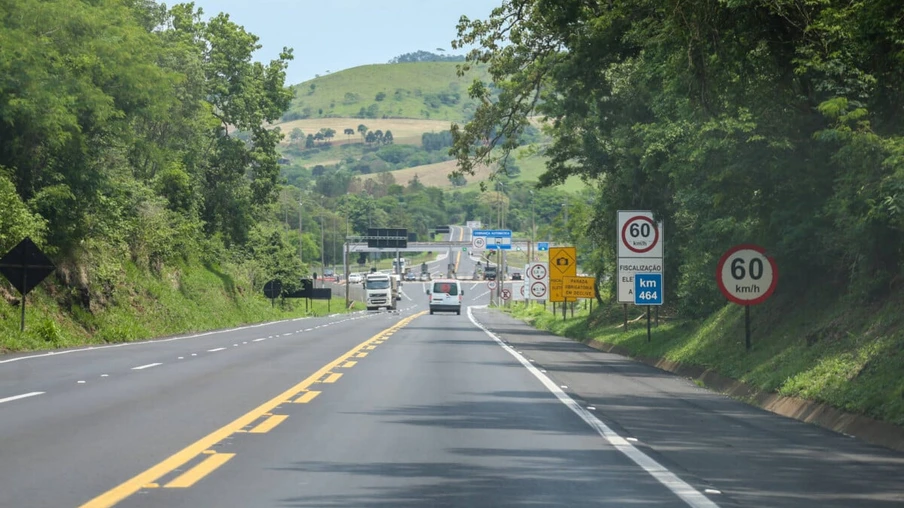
549 247 577 302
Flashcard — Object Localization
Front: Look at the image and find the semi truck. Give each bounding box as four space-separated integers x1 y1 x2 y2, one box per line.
363 272 398 311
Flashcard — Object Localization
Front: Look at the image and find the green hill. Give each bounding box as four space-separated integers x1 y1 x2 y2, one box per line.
283 62 489 123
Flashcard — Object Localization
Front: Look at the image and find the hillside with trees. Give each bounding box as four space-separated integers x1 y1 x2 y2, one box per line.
281 61 490 122
452 0 904 426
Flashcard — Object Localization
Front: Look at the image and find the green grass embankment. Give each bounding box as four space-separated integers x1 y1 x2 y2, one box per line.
0 260 349 353
506 290 904 427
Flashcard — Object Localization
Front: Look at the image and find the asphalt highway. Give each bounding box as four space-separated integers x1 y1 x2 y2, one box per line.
1 231 903 506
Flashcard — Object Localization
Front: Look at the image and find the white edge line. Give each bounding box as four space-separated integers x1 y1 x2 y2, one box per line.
131 362 162 371
0 391 45 404
466 305 720 508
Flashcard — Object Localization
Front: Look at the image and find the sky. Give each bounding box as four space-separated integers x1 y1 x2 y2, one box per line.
190 0 500 85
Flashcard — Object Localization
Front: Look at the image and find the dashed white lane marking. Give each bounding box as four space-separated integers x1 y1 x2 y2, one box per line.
467 306 720 508
207 348 226 352
587 406 597 410
132 363 162 370
283 333 292 336
242 341 247 344
233 344 239 347
101 374 109 377
191 353 197 356
627 437 638 442
0 315 309 365
0 392 45 405
178 357 184 360
704 489 721 495
304 328 313 332
253 338 266 342
77 380 86 384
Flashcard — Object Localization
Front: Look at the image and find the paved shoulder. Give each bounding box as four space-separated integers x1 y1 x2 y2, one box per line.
471 308 904 508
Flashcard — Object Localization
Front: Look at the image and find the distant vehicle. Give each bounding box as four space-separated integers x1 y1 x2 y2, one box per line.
347 273 363 284
419 273 430 281
363 273 397 311
323 269 335 280
483 266 497 280
511 272 522 280
404 272 417 281
427 279 463 315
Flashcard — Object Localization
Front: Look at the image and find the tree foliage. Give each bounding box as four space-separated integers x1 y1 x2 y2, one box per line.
452 0 904 314
0 0 294 299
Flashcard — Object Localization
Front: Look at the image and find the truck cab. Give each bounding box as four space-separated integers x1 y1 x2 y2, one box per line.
363 273 397 311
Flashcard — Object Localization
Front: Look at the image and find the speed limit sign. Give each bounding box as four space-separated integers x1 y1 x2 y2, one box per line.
472 236 486 250
716 244 778 305
618 211 662 257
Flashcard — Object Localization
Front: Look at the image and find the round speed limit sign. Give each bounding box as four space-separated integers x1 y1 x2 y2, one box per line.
621 215 659 254
716 244 778 305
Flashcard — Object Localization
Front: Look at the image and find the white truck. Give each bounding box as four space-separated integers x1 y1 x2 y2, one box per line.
363 272 398 311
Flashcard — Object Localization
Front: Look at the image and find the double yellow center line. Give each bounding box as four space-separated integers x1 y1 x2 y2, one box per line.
80 311 426 508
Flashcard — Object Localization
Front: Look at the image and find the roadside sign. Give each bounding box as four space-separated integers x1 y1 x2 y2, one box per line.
529 262 548 281
462 247 468 252
618 211 662 258
717 244 778 351
618 258 663 303
501 288 512 300
487 280 498 290
549 247 577 302
716 244 778 305
537 242 549 251
472 229 512 250
634 273 663 305
263 280 282 299
0 237 57 331
466 220 482 229
530 281 548 299
563 276 596 299
472 236 486 250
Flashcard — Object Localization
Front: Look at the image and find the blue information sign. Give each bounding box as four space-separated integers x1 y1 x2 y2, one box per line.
634 273 663 306
472 229 512 238
537 242 549 251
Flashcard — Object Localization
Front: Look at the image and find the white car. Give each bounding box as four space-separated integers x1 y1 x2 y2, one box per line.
347 273 363 284
427 279 463 315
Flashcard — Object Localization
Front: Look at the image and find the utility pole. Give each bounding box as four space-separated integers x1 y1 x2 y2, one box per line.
320 199 325 287
298 200 304 264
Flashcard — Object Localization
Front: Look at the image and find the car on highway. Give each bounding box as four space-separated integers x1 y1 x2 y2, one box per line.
404 272 417 281
511 272 522 280
427 279 463 315
347 273 363 284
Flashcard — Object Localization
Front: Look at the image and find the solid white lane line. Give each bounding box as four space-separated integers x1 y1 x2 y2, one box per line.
0 392 44 405
207 347 226 352
467 306 720 508
132 363 162 370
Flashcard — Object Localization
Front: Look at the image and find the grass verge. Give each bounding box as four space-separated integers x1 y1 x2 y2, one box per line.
506 290 904 427
0 260 350 353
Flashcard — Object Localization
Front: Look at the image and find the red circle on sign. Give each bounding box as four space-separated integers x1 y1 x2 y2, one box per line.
621 216 659 254
716 244 779 306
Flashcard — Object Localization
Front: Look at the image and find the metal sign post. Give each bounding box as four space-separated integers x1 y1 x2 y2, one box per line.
0 238 57 331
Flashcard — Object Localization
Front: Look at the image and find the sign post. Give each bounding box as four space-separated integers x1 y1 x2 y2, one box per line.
263 279 282 307
0 238 57 331
617 211 663 332
716 244 778 351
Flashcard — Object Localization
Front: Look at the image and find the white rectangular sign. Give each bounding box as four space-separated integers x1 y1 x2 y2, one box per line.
526 262 549 300
617 210 663 258
618 257 663 303
466 220 482 229
512 281 525 301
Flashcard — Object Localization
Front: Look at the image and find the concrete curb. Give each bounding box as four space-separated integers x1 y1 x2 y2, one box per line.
583 338 904 453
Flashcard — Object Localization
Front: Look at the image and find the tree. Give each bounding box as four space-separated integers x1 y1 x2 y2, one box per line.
365 131 376 144
383 130 394 145
357 124 368 142
305 134 315 149
344 128 355 141
290 128 304 144
375 92 386 102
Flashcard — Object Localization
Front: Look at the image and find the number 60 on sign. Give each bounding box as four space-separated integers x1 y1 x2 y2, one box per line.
716 244 778 306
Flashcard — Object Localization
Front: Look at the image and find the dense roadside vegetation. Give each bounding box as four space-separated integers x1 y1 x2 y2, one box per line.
456 1 904 425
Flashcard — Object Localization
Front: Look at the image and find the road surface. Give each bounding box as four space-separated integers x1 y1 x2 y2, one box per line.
1 248 903 506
